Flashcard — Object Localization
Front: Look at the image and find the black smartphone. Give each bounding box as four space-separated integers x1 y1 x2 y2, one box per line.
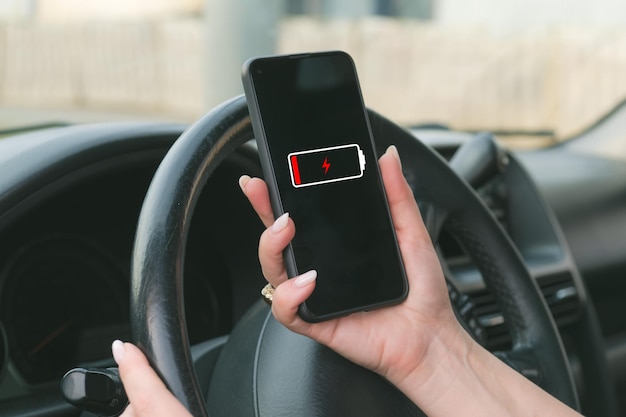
242 51 408 322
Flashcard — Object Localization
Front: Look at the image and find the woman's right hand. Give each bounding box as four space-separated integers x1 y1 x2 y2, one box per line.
240 145 582 417
239 145 467 389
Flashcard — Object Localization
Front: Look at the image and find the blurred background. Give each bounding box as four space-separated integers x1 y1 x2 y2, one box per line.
1 0 626 148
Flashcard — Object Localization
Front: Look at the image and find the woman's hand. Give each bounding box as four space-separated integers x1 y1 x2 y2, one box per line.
111 144 580 417
239 145 466 387
113 340 193 417
240 145 582 417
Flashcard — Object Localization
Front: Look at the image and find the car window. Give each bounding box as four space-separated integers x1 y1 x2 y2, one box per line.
1 0 625 149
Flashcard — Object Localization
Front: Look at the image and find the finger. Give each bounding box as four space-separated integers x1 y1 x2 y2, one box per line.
113 341 192 417
379 145 434 251
271 270 317 331
258 212 296 286
239 175 275 227
379 146 449 308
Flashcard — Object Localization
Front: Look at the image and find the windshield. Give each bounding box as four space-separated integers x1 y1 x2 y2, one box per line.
1 1 623 148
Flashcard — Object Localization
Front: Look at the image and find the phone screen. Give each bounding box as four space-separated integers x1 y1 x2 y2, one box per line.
244 51 407 321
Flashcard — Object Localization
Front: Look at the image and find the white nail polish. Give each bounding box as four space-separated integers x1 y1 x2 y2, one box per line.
387 145 401 167
112 340 125 364
238 175 251 193
271 212 289 234
294 270 317 287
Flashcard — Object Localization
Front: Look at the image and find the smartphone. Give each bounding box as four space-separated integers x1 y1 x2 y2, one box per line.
242 51 408 322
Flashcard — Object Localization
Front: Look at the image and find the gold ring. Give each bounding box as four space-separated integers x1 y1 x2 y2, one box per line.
261 283 275 305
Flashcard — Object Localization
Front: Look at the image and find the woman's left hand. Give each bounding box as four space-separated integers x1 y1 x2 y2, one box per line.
112 340 192 417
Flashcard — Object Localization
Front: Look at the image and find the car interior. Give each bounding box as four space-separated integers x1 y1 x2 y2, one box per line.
1 2 626 417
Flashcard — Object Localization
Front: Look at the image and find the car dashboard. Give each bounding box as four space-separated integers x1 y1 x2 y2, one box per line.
0 121 625 416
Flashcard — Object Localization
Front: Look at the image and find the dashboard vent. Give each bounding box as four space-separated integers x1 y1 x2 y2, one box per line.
470 289 511 351
537 271 581 326
468 270 580 350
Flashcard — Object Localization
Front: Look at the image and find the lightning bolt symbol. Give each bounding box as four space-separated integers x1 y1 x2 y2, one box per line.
322 157 331 174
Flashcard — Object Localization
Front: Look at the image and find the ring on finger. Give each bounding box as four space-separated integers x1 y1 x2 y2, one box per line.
261 283 275 305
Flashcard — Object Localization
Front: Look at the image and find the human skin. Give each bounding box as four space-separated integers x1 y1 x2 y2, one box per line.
113 145 581 417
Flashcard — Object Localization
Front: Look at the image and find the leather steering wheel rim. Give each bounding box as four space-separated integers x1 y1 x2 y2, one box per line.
131 95 580 416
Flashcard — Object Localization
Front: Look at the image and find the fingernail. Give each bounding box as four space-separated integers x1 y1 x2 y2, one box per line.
238 175 251 194
386 145 402 167
294 270 317 287
271 212 289 234
112 340 125 364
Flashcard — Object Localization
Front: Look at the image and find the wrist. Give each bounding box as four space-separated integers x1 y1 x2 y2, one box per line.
388 322 580 417
386 320 475 406
388 320 500 414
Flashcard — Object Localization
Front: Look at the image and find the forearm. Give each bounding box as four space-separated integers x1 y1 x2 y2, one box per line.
390 324 582 417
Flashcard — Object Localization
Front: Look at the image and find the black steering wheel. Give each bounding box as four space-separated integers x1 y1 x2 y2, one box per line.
131 95 580 416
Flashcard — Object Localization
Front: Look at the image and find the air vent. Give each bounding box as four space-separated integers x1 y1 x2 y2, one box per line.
537 271 581 326
469 289 512 351
467 271 581 350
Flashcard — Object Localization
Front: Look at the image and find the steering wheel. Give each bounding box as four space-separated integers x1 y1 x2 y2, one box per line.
131 95 580 416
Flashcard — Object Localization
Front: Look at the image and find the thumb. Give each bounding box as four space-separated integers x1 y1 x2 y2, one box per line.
112 340 192 417
378 145 431 247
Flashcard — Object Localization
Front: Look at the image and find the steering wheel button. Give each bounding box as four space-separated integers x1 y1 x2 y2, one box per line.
61 367 128 416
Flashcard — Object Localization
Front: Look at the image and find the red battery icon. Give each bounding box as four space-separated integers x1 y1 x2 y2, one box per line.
287 143 366 188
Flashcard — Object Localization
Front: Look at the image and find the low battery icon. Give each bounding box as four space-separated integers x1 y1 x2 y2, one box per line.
287 143 366 188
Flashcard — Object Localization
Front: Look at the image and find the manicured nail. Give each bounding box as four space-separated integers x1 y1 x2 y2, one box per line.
112 340 125 364
294 270 317 287
271 212 289 234
386 145 402 167
238 175 251 194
